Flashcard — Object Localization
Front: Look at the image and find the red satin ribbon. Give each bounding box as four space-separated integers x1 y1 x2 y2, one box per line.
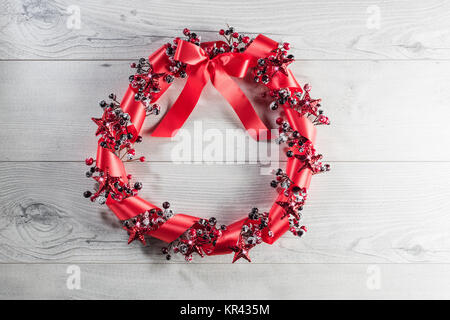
94 34 318 256
106 196 198 242
151 39 270 140
150 214 199 243
106 196 156 221
96 141 128 182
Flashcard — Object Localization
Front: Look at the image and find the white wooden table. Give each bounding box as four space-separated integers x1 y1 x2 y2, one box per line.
1 0 450 299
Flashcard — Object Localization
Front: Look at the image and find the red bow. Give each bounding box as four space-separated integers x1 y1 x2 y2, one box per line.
151 39 270 140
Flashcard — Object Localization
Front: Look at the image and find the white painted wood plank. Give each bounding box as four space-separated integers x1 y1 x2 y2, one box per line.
1 263 450 299
0 60 449 161
0 0 449 59
2 0 449 301
1 162 449 264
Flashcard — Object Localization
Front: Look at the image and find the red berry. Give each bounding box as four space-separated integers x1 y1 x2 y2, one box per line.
115 194 123 201
219 29 225 35
276 117 284 125
242 36 250 44
85 157 94 166
183 28 190 36
127 174 132 180
283 42 290 50
189 229 197 237
139 156 146 162
128 149 136 155
232 42 239 47
232 32 239 38
303 83 311 92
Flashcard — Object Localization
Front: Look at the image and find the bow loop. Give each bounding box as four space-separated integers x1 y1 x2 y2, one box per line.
174 39 209 65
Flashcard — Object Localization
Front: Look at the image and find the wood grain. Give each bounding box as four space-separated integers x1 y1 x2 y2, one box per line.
1 162 449 264
1 263 450 299
1 60 450 162
1 0 450 300
0 0 449 60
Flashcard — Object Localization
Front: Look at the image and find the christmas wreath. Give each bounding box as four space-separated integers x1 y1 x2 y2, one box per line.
84 27 330 262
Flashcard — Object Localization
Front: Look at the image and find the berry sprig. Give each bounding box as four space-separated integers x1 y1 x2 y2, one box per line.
269 85 330 125
270 138 329 237
271 137 329 234
270 168 293 189
275 185 308 237
84 92 158 204
93 94 144 156
287 140 330 175
91 94 150 161
182 27 201 45
93 94 133 150
160 27 207 84
218 26 252 53
274 118 302 146
164 38 188 78
270 168 307 221
129 58 166 108
253 41 294 84
270 134 329 238
231 208 270 263
83 166 142 204
163 216 226 262
122 202 175 245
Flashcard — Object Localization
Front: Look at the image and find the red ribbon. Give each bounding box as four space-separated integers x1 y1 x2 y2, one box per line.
149 214 199 243
151 39 270 140
96 141 128 182
95 34 318 256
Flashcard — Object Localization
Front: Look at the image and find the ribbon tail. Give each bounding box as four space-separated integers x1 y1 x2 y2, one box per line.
151 64 208 137
211 68 270 141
